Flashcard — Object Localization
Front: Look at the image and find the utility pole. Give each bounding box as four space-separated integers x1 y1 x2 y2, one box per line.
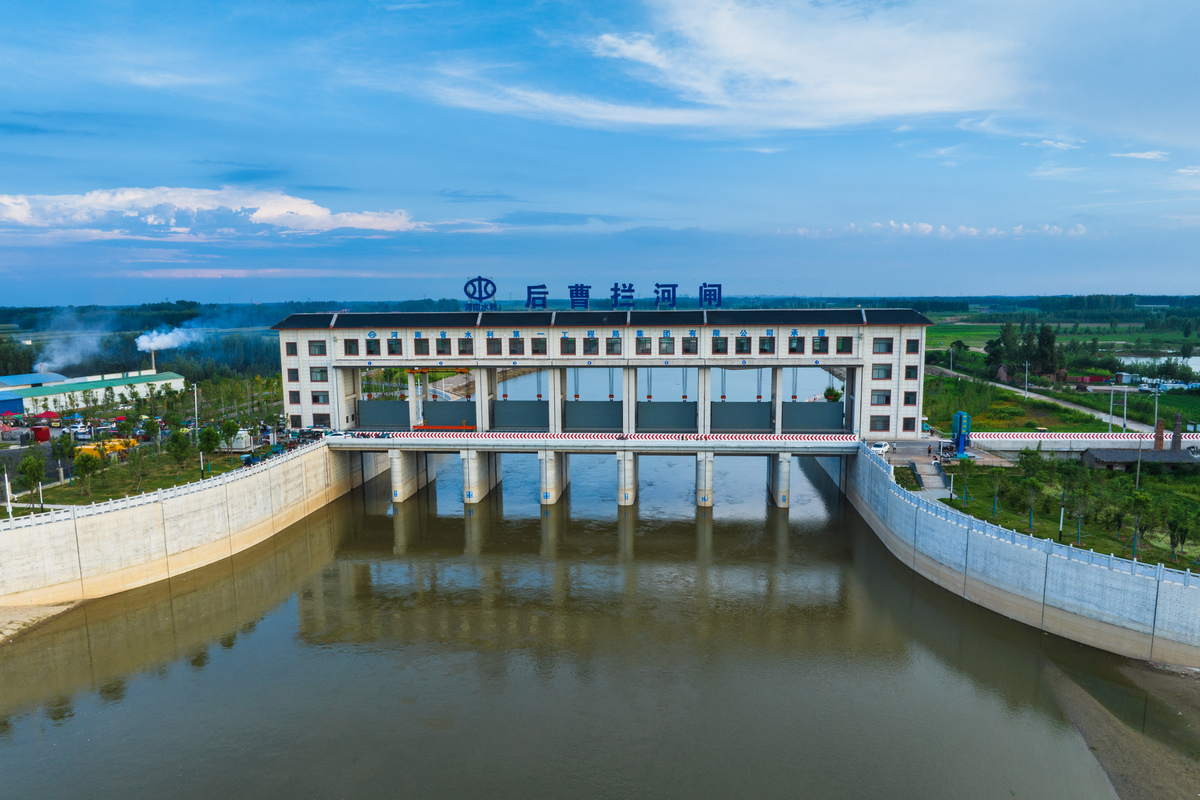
1108 386 1113 433
1122 390 1127 433
3 466 11 519
1024 361 1030 400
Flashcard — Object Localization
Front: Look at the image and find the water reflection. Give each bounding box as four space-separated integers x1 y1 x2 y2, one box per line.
0 455 1189 799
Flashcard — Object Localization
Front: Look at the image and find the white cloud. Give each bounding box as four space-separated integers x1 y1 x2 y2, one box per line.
417 0 1020 130
1177 166 1200 175
1110 151 1169 160
1030 162 1087 179
0 187 427 236
1026 140 1079 150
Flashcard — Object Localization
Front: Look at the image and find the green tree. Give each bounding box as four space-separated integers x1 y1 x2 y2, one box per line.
16 450 47 511
50 433 76 464
73 452 102 501
199 426 221 458
116 420 135 440
166 429 193 481
219 419 240 458
126 445 149 493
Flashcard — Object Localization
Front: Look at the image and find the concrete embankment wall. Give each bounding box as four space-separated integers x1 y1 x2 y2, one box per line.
818 447 1200 666
0 440 371 606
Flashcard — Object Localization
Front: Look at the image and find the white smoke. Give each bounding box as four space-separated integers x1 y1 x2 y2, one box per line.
34 335 103 373
136 327 206 352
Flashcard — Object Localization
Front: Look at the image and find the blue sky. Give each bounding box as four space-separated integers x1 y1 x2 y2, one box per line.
1 0 1199 305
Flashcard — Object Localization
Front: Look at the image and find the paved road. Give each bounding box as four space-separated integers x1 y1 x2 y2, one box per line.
924 366 1153 433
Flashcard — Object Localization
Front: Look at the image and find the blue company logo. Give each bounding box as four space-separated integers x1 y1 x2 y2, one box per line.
367 331 377 338
464 276 497 302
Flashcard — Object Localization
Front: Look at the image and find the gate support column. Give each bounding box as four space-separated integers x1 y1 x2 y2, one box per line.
473 367 496 431
695 451 714 507
539 450 570 504
771 367 784 434
547 368 566 433
697 367 712 435
390 450 431 503
767 452 791 508
622 367 638 434
407 371 423 427
461 449 500 504
617 450 638 506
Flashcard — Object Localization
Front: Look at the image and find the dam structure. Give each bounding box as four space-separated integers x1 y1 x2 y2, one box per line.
271 308 931 507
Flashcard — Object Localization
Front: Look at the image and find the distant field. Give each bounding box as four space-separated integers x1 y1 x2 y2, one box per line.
926 322 1192 353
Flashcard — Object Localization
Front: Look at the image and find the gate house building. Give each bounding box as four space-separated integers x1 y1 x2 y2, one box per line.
272 308 930 440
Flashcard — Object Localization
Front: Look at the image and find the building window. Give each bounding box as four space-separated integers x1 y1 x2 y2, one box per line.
560 338 576 355
636 337 652 355
812 336 829 354
682 337 698 355
290 415 302 429
659 337 675 355
906 339 920 354
387 339 402 355
532 338 547 355
486 339 502 355
509 337 524 355
872 364 892 380
902 417 916 432
308 340 326 356
584 338 599 355
711 336 728 354
287 368 299 382
788 337 804 354
285 342 297 357
458 338 473 355
836 337 853 354
313 413 331 428
312 391 330 404
905 365 919 380
436 339 452 356
873 338 894 354
344 339 359 356
288 391 301 404
606 337 622 355
414 339 430 355
735 336 751 354
366 339 380 356
310 367 328 382
759 336 775 354
903 391 917 406
871 390 891 406
869 416 890 432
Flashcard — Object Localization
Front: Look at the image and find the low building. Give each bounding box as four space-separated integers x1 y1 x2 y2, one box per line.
5 371 187 415
1081 448 1197 471
0 372 68 390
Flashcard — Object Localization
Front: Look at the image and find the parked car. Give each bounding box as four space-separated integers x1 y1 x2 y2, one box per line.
869 441 890 455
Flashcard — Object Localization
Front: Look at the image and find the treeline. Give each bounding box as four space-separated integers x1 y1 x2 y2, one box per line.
54 331 282 384
0 337 35 375
0 298 461 331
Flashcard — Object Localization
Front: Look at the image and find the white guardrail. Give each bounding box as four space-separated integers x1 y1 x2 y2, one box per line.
0 439 328 534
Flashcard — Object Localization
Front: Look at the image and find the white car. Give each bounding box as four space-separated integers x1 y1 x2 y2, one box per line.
869 441 890 455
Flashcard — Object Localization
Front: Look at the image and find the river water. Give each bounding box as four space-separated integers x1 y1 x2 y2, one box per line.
1 374 1196 798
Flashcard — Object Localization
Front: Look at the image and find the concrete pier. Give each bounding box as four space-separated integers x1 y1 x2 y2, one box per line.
389 450 432 503
473 367 496 430
767 452 791 508
538 450 570 504
695 451 714 507
617 451 638 506
461 449 501 504
696 367 712 434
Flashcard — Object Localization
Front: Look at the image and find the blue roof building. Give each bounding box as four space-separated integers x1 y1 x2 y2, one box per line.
0 372 68 389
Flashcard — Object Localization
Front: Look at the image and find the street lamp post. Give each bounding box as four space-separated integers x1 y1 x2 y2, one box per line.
1024 361 1031 400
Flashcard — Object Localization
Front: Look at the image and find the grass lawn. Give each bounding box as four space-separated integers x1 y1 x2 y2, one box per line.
1032 387 1200 427
923 376 1108 432
938 461 1200 569
35 449 254 506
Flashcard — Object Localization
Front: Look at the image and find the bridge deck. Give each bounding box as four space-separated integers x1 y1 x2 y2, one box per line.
327 431 861 456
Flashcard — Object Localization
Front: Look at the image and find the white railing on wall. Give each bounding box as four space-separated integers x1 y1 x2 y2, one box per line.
0 439 328 533
856 444 1193 588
